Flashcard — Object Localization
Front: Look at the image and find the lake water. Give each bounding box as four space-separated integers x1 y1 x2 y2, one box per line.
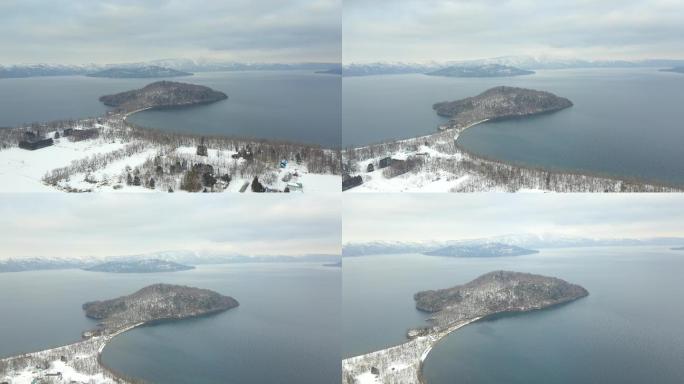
342 69 684 186
0 263 340 384
343 247 684 384
0 71 341 147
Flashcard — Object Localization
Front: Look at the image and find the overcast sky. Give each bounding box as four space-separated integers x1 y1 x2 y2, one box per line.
0 0 340 65
0 194 340 259
343 194 684 243
343 0 684 63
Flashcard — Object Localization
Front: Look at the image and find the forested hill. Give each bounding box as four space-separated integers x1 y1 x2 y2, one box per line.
414 271 588 328
99 81 227 112
82 283 239 330
434 86 573 131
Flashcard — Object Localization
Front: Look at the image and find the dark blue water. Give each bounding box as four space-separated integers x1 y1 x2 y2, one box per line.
343 69 684 186
0 264 340 384
0 71 340 147
128 71 341 147
343 247 684 384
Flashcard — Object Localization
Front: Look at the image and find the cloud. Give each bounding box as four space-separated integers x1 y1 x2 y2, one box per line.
0 0 341 64
0 194 341 259
342 194 684 243
343 0 684 62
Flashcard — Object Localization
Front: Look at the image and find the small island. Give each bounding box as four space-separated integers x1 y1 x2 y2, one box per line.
343 271 587 384
433 86 573 132
413 271 587 316
426 64 534 78
87 65 192 78
671 246 684 250
316 67 343 75
99 80 228 113
84 259 194 273
423 242 539 258
0 284 238 383
659 67 684 74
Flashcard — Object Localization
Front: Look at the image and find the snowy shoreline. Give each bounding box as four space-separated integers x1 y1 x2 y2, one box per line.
342 123 682 192
342 317 482 384
0 322 145 384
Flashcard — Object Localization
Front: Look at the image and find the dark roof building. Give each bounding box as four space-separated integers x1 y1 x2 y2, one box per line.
18 138 54 150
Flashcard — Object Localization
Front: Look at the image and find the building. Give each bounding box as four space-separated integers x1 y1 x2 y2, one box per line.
342 175 363 191
70 128 99 142
18 138 54 150
378 157 392 169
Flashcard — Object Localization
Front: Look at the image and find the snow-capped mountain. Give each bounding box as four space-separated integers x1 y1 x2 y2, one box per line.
0 251 340 273
342 234 684 257
0 59 338 78
424 242 539 257
342 56 684 76
84 259 195 273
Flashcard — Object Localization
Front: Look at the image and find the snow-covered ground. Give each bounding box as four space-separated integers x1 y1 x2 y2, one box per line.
0 133 132 192
343 131 680 193
4 358 116 384
0 123 341 193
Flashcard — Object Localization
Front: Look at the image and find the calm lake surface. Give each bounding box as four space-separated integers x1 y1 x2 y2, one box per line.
343 247 684 384
0 263 340 384
0 71 341 147
343 69 684 186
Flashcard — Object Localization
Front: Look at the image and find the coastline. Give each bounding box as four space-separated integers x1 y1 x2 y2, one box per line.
121 107 152 122
342 316 482 384
342 120 682 192
0 322 145 384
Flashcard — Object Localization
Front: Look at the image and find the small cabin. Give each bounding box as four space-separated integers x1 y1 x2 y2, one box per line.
342 175 363 191
378 157 392 169
196 144 208 156
70 128 99 142
18 138 54 150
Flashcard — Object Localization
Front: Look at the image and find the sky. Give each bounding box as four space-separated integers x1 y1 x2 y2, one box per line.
0 0 341 65
343 194 684 243
0 194 341 259
343 0 684 63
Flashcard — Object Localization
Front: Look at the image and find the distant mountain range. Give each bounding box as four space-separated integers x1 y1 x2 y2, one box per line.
342 56 684 77
342 234 684 256
424 243 539 258
84 259 194 273
426 64 534 78
0 251 340 273
86 65 192 78
0 59 338 79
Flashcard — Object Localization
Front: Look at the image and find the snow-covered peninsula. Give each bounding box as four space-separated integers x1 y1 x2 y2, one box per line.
342 87 680 192
0 284 238 384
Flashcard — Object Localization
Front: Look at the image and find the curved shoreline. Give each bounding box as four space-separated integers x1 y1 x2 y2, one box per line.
416 317 481 384
341 317 481 384
1 307 236 383
343 117 683 192
0 323 144 384
446 114 684 189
